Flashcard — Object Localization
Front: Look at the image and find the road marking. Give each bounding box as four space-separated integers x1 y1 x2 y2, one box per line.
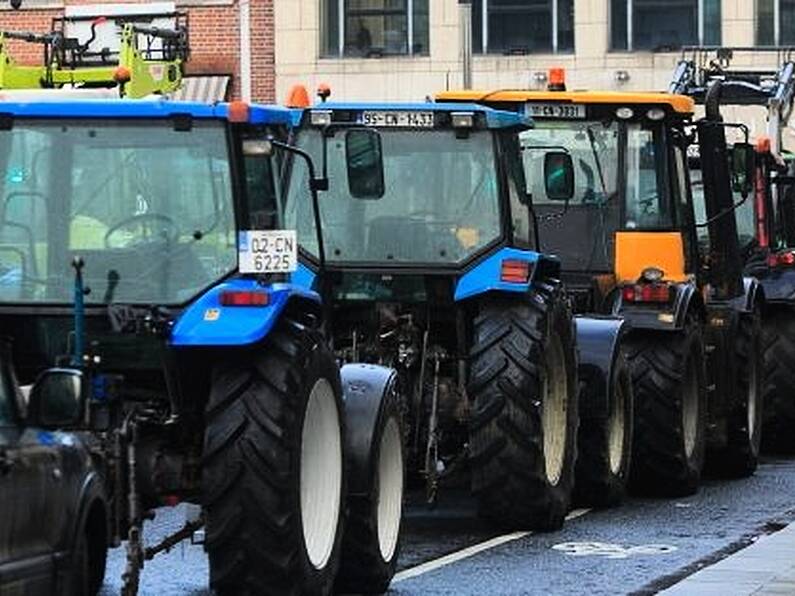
393 508 591 583
552 542 678 559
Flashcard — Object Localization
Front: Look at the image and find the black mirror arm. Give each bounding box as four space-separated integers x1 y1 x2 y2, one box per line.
270 140 327 271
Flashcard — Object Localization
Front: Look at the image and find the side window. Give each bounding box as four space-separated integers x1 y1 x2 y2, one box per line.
503 133 531 247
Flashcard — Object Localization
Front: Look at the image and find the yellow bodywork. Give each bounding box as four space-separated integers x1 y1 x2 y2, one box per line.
436 89 695 115
614 231 688 283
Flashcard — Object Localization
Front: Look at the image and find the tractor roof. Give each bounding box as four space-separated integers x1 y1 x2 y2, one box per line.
307 101 531 129
436 90 694 115
0 96 293 125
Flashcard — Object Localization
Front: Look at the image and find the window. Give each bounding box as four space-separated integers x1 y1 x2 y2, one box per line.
472 0 573 54
321 0 429 57
0 120 237 305
611 0 721 51
285 129 502 265
757 0 795 45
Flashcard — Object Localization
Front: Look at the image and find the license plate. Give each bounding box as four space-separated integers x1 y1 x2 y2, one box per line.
238 230 297 274
526 103 586 119
361 111 435 128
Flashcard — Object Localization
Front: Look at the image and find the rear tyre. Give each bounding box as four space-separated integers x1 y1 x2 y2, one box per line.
719 310 763 477
469 283 579 531
625 318 707 496
574 350 633 508
335 380 404 594
761 310 795 453
203 317 345 596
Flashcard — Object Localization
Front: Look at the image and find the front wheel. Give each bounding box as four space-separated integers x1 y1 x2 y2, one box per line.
575 350 633 508
335 380 404 594
718 310 763 477
202 317 345 596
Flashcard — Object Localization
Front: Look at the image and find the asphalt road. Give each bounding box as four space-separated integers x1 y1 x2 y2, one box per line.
100 457 795 595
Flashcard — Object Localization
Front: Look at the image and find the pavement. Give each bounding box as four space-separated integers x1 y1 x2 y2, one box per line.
660 522 795 596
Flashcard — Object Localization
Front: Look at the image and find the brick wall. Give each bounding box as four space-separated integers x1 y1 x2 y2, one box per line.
0 0 275 102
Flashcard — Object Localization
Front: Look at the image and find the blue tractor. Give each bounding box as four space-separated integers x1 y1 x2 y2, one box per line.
280 100 632 561
0 98 399 595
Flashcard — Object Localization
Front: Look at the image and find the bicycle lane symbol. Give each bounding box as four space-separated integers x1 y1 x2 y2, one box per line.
552 542 678 559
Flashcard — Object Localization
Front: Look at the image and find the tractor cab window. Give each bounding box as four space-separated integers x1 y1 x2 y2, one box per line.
519 118 670 272
284 127 503 265
0 119 237 304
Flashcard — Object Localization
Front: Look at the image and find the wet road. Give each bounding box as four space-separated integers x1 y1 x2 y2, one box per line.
100 457 795 595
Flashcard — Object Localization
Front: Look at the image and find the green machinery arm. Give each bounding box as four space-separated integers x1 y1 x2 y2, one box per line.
0 21 188 98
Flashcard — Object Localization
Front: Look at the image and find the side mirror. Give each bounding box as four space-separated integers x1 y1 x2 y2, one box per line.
345 129 385 199
731 143 755 197
27 368 85 429
544 151 575 202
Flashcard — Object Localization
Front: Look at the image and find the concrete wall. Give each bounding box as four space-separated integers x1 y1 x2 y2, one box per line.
273 0 758 101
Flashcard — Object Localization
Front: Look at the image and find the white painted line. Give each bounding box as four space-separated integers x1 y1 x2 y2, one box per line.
393 508 591 583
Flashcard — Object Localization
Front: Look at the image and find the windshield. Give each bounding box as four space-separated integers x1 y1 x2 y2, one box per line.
0 119 236 304
284 128 502 265
520 119 669 271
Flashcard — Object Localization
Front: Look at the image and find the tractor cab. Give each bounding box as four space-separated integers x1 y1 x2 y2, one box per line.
0 99 291 380
437 88 700 317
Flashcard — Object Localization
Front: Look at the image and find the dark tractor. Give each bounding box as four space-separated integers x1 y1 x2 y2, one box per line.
671 46 795 453
280 100 630 537
439 80 764 496
0 97 399 596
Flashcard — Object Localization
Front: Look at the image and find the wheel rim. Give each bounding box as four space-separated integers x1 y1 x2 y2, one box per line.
682 353 699 459
300 378 343 570
608 376 627 475
376 416 403 562
542 332 568 486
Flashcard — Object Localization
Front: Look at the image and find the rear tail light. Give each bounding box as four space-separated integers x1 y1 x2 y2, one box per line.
621 283 672 303
220 290 270 306
768 251 795 268
501 260 532 284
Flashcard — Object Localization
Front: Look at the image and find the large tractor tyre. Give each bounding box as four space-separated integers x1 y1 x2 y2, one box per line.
574 351 633 508
761 310 795 454
718 311 763 477
203 317 345 596
469 284 579 531
335 380 404 594
625 319 707 497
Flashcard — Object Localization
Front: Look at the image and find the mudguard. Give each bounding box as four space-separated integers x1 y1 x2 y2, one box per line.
759 267 795 304
575 316 627 420
340 363 398 496
289 262 318 292
170 278 320 347
454 247 560 302
613 281 705 331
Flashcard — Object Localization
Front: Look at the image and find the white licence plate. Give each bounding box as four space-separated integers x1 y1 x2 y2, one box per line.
361 111 435 128
526 103 586 119
238 230 297 274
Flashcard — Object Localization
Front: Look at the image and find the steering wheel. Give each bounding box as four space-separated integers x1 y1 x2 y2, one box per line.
104 213 178 248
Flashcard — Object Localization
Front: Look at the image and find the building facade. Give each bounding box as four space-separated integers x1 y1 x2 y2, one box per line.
273 0 785 104
0 0 276 102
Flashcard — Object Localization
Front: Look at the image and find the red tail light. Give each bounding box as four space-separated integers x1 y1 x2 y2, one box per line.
769 251 795 268
501 260 532 284
622 283 672 303
220 290 270 306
